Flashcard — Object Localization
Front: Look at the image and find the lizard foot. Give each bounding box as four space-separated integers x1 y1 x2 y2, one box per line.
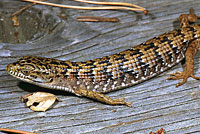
113 98 132 107
168 71 200 87
75 87 132 107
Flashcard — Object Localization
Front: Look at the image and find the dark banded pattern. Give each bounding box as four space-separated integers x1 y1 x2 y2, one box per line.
6 24 200 93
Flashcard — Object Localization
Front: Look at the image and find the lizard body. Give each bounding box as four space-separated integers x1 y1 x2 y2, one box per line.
6 9 200 107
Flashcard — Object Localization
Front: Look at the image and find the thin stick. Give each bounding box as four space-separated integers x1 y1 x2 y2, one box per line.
12 0 45 16
74 0 145 10
74 0 148 15
12 2 36 16
23 0 146 12
77 16 119 22
0 128 37 134
74 0 148 14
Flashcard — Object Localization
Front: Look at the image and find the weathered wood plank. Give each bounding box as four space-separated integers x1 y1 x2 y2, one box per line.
0 0 200 133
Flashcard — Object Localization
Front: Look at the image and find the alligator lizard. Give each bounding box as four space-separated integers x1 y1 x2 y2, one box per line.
6 9 200 107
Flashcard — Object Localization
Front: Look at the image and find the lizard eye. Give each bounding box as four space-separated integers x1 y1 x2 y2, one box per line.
49 78 53 82
22 70 29 76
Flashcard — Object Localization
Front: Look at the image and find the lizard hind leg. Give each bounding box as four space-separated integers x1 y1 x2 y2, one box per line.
168 9 200 87
168 39 200 87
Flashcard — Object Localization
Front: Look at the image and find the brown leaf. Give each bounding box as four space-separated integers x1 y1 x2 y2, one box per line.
149 128 165 134
21 92 60 112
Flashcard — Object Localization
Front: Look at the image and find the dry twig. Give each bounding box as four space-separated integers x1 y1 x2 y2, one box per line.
77 16 119 22
23 0 148 14
12 0 45 16
0 128 37 134
74 0 145 9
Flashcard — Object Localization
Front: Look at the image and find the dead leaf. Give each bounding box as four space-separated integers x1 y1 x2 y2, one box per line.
149 128 165 134
21 92 61 112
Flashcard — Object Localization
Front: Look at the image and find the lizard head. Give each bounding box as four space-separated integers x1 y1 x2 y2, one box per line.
6 56 71 89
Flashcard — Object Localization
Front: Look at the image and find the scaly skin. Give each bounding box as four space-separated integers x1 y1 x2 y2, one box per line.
6 9 200 107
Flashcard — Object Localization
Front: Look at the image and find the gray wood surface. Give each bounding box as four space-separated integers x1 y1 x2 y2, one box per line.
0 0 200 133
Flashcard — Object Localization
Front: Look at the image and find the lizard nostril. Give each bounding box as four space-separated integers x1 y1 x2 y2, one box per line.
6 64 12 72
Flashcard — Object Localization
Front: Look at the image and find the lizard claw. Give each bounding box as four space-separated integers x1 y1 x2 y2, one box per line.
191 75 200 80
167 71 185 80
167 71 188 87
168 71 200 87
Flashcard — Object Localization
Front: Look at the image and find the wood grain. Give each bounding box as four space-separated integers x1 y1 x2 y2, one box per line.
0 0 200 133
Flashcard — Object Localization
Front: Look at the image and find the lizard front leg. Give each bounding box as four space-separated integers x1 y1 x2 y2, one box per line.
74 85 132 107
168 39 200 87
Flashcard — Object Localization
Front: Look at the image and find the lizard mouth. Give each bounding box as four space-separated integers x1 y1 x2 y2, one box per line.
7 68 31 82
7 65 72 92
6 63 35 83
